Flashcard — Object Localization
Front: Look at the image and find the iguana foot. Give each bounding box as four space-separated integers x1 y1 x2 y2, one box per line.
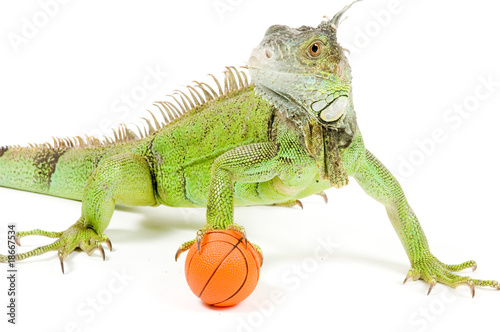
175 223 263 265
2 220 112 273
272 199 303 209
271 192 327 209
404 254 499 297
175 224 246 259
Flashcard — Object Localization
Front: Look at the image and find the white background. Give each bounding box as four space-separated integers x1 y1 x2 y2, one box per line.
1 1 500 331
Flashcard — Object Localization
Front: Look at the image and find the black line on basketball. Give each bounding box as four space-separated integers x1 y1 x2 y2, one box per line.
214 245 249 305
209 230 244 242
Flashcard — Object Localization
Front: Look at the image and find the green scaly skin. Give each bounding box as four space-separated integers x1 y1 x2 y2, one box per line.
0 2 498 297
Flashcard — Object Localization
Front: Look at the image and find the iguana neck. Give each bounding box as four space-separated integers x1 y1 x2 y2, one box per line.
256 83 357 188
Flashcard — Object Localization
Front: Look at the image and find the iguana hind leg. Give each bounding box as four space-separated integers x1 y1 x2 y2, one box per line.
0 152 157 272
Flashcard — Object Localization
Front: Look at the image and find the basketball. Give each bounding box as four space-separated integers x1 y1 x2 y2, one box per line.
184 230 262 307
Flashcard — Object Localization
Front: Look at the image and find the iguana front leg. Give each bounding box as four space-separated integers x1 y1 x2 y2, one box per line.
352 148 499 296
0 153 157 272
177 142 282 259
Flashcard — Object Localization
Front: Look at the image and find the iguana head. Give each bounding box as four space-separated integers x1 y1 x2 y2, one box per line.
249 2 357 129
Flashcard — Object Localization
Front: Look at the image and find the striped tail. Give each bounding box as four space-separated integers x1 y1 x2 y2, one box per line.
0 133 151 201
0 144 76 198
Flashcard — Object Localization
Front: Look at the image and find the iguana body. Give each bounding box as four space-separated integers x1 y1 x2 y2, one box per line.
0 2 498 296
0 86 273 206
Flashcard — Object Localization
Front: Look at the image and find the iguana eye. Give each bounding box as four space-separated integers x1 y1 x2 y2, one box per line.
308 41 323 58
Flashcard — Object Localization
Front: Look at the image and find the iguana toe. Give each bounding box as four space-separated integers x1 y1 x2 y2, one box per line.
272 199 303 209
226 223 248 247
175 239 196 261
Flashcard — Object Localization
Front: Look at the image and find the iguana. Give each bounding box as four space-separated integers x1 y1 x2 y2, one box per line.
0 2 498 297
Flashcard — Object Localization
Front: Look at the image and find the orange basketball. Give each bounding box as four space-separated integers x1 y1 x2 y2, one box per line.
184 230 262 307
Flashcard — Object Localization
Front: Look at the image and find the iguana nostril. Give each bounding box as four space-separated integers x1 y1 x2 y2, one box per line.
264 49 273 59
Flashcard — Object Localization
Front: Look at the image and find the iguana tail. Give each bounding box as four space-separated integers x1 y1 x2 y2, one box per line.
0 136 149 201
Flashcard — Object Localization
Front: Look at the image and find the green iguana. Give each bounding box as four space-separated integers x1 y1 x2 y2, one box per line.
0 2 498 297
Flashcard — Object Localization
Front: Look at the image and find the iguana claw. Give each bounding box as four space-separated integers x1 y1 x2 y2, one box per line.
403 272 412 285
59 255 65 274
469 282 476 298
427 279 437 296
98 245 105 261
316 191 328 204
105 238 113 252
